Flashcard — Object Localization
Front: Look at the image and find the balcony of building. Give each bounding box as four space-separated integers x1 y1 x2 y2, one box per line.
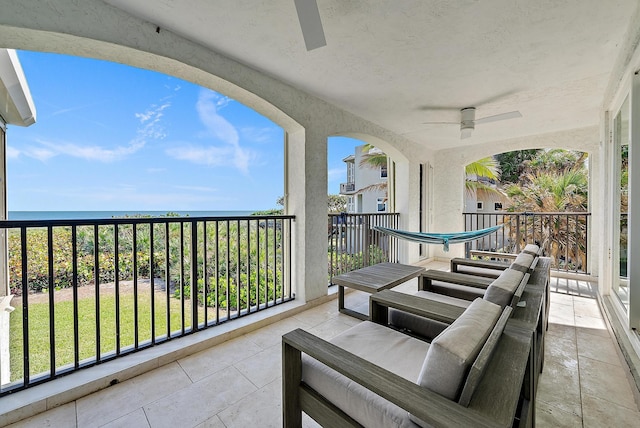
2 2 640 427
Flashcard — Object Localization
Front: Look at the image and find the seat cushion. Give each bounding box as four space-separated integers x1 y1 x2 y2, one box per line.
483 268 525 308
389 291 471 341
416 298 501 401
302 321 429 428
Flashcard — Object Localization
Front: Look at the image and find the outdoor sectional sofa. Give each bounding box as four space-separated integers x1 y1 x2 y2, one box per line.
282 255 550 427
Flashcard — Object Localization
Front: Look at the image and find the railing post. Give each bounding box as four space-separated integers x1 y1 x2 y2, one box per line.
363 215 370 266
190 221 198 333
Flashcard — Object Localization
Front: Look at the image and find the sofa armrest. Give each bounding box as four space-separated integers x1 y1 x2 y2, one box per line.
369 289 466 326
282 328 496 428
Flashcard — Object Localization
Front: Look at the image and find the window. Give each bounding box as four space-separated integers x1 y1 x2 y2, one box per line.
377 197 387 212
347 196 354 213
494 202 503 211
380 164 388 178
347 163 355 183
477 201 484 210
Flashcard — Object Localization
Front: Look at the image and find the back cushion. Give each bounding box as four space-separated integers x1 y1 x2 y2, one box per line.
523 243 540 255
483 268 525 308
416 298 501 401
512 252 534 270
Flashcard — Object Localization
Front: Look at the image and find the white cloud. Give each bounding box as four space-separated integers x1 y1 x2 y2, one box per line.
22 100 171 163
6 146 20 159
240 126 278 144
167 89 253 174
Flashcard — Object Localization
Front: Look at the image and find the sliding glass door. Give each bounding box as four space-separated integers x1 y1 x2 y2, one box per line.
613 96 630 309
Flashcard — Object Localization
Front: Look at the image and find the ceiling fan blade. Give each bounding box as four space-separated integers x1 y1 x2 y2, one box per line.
294 0 326 51
475 111 522 125
421 121 459 125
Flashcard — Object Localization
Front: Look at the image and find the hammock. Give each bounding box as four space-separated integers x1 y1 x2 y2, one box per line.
372 224 503 252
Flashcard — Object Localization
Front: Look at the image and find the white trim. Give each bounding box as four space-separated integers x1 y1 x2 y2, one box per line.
0 49 36 126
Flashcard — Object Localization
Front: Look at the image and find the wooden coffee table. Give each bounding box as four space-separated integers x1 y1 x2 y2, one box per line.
332 262 424 320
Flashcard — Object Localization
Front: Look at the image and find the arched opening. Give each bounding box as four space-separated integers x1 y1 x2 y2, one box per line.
464 148 590 273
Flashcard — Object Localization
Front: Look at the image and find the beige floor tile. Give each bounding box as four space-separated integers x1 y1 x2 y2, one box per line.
549 306 575 326
578 356 639 411
243 316 314 350
573 315 609 338
550 292 574 306
144 366 256 428
573 298 602 319
194 414 226 428
537 360 582 416
547 322 577 342
100 408 150 428
291 301 338 327
233 343 281 388
217 378 281 428
576 330 623 366
535 401 582 427
582 393 640 428
6 402 77 428
178 335 263 382
76 362 191 427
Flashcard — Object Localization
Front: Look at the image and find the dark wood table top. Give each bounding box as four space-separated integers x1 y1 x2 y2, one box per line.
332 262 424 293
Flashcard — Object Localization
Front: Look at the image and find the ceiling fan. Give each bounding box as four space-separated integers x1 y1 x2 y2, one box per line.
423 107 522 139
294 0 326 51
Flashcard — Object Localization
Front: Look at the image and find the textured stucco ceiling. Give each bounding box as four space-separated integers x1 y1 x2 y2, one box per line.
104 0 637 151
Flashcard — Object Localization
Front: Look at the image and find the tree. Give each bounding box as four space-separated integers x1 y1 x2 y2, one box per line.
495 149 540 183
502 149 589 269
464 156 502 196
265 195 347 214
357 144 389 195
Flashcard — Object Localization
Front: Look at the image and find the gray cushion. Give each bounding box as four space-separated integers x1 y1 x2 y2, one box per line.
302 321 430 428
483 268 525 308
523 243 540 254
416 298 501 401
511 252 535 270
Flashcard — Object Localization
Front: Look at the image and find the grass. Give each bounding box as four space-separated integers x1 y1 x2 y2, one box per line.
9 290 213 381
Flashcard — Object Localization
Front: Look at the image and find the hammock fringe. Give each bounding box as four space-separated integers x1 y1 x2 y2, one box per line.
372 224 504 252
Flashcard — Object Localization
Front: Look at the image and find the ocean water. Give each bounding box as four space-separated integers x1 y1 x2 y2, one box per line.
8 210 255 220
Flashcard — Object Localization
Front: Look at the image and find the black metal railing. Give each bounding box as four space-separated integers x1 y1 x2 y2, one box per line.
0 214 294 395
463 211 591 273
328 212 400 281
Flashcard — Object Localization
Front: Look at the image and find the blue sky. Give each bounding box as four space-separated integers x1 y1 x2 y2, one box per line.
7 51 360 212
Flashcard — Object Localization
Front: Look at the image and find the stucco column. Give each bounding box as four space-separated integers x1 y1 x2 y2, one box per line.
431 152 466 259
286 129 328 303
394 159 422 264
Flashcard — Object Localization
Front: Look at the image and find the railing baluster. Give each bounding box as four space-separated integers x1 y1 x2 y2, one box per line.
165 222 170 339
133 224 138 349
190 221 198 332
21 227 29 386
93 225 100 362
179 222 185 334
226 220 231 319
114 224 120 355
150 223 155 344
72 226 79 369
215 220 220 323
236 219 241 316
203 221 208 325
48 226 56 375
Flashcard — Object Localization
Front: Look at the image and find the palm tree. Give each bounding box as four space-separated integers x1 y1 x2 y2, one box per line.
464 156 502 196
357 144 389 195
503 149 589 269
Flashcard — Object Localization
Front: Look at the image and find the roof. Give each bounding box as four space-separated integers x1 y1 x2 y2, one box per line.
0 49 36 127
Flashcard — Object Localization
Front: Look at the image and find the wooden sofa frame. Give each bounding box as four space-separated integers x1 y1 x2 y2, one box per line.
282 258 550 427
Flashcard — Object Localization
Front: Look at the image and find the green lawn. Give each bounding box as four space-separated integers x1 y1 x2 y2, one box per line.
9 292 210 381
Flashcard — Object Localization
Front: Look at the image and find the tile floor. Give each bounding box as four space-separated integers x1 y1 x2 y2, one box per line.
6 262 640 427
